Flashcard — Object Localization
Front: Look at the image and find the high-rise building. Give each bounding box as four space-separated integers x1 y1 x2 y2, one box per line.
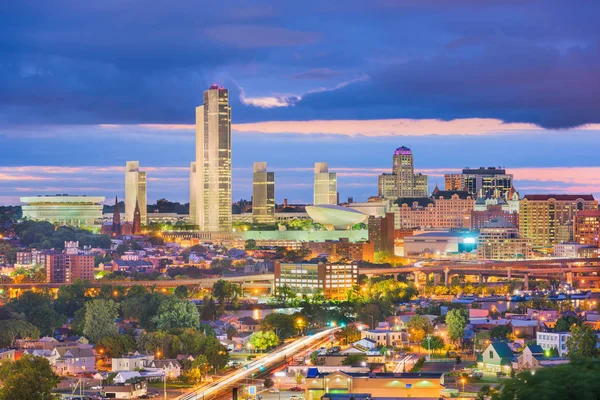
368 212 395 254
445 174 463 191
195 84 232 232
519 194 598 249
574 210 600 247
378 146 428 199
46 242 94 284
125 161 147 224
476 217 532 260
461 167 513 198
189 162 197 225
314 162 337 205
252 162 275 224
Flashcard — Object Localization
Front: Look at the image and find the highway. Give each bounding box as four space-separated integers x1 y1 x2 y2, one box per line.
179 328 337 400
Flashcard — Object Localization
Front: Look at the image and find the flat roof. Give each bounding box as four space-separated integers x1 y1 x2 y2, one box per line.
21 195 105 204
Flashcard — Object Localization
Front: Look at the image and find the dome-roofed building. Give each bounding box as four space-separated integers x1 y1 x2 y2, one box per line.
306 205 367 230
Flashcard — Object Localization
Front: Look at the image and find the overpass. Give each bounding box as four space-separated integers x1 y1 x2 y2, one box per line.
362 258 600 289
0 274 275 294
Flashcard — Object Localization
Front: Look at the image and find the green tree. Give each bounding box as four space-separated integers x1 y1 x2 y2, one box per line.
138 331 182 359
421 335 445 354
6 292 64 336
261 313 296 339
566 324 598 360
555 315 582 332
493 362 600 400
249 331 279 351
341 354 367 366
274 285 297 304
96 334 136 358
184 354 209 385
174 285 189 299
54 281 89 317
199 296 219 321
446 308 468 344
0 319 40 348
0 355 60 400
212 280 241 306
152 296 200 330
407 315 434 343
226 325 238 339
264 377 274 388
334 326 362 345
83 299 119 343
490 325 512 340
245 239 257 250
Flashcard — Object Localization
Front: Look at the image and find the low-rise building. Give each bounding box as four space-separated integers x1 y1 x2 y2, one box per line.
476 342 514 375
103 379 148 399
360 329 408 348
514 344 569 371
476 217 532 260
304 370 444 400
274 262 358 300
238 317 260 332
536 331 570 357
147 359 182 379
112 354 154 372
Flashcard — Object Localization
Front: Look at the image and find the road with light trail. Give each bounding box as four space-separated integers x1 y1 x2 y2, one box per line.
179 327 338 400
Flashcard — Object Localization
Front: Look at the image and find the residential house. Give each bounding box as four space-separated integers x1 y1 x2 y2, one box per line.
536 331 570 357
112 353 154 372
0 349 16 364
52 347 96 375
477 342 514 375
147 359 182 379
360 328 408 348
514 345 569 371
238 316 260 332
232 332 253 350
113 371 142 384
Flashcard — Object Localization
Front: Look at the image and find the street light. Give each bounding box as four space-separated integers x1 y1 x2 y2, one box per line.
461 378 466 393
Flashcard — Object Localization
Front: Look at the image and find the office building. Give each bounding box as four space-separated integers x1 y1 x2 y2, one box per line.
303 239 374 263
252 162 275 224
445 173 463 190
20 195 104 227
553 243 598 258
314 162 337 205
195 84 232 232
574 209 600 247
189 162 196 225
477 217 532 260
377 146 428 199
519 194 598 248
46 250 94 284
461 167 513 198
368 213 395 253
274 262 358 300
470 204 519 230
125 161 147 225
403 231 477 256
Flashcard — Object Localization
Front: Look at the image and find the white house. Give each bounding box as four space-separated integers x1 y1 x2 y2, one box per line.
147 359 182 379
536 332 570 357
112 353 154 372
113 371 142 384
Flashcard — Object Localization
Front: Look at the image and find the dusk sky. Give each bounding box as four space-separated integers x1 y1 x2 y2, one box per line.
2 0 600 205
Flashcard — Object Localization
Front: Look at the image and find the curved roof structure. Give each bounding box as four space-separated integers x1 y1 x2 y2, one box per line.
306 205 367 230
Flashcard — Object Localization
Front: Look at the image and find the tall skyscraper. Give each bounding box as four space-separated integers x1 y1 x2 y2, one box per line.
461 167 513 197
125 161 147 224
314 162 337 205
189 162 197 225
445 174 463 190
378 146 428 199
368 212 395 254
195 84 232 232
252 162 275 224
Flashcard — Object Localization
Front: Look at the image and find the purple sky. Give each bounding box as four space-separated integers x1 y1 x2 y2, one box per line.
2 1 600 205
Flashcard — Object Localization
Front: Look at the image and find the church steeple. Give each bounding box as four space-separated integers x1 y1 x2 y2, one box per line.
112 196 121 236
133 199 142 235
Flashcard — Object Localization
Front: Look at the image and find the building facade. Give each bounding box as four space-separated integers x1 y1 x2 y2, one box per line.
314 162 337 205
519 194 598 248
46 252 94 284
378 146 428 199
252 162 275 224
390 191 473 230
461 167 513 198
274 262 358 300
124 161 147 225
368 213 395 253
189 162 196 225
21 195 105 227
477 218 532 260
445 173 463 190
536 331 570 357
195 84 232 232
574 209 600 247
303 239 374 263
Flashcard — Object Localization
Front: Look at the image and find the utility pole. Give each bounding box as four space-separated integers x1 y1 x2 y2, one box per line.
426 334 431 360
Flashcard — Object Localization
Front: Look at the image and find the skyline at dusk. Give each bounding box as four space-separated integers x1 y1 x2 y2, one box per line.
3 1 600 204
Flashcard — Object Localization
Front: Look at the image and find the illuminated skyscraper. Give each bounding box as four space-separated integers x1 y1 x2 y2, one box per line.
195 85 232 232
314 162 337 205
189 162 196 225
378 146 428 198
252 162 275 224
125 161 147 224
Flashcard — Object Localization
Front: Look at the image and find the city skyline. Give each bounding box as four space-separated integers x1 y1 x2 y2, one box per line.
2 2 600 205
